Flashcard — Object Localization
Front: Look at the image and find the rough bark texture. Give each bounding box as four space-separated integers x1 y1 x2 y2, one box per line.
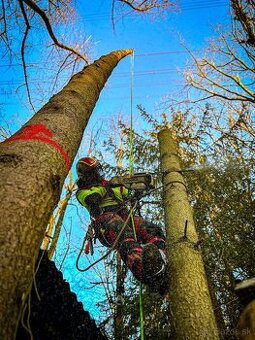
0 49 132 340
158 128 220 340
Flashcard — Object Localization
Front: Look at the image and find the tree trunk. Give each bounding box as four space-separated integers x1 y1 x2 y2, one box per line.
0 49 132 340
236 278 255 339
158 128 220 340
237 300 255 340
47 176 75 259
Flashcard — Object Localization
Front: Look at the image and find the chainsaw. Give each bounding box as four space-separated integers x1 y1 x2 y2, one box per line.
110 173 155 191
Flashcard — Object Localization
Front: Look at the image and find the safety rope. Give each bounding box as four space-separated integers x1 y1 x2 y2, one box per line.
76 201 138 272
76 50 145 338
129 50 145 340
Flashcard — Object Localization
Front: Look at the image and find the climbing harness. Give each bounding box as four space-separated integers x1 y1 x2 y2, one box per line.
76 181 162 273
79 173 160 262
76 200 138 272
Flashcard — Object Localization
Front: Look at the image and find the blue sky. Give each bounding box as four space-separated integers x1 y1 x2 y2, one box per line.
0 0 230 137
78 0 230 115
0 0 231 325
73 0 231 165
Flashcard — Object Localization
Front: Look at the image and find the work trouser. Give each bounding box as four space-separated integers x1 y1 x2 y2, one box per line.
94 211 166 282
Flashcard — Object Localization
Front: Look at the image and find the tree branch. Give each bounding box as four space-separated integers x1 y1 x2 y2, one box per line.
118 0 154 11
0 0 11 52
187 78 255 103
117 0 175 12
221 34 255 73
51 52 73 92
0 0 7 38
231 0 255 47
22 0 89 64
184 43 255 103
18 0 35 111
204 58 255 98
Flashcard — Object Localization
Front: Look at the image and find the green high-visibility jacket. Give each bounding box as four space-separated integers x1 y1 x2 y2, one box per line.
76 182 129 212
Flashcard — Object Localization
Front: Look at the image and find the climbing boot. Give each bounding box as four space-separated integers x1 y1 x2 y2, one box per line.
142 243 166 282
147 265 169 296
142 243 168 295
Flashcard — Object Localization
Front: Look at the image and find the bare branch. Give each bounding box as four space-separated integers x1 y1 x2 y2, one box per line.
118 0 154 11
22 0 89 64
117 0 176 12
51 52 73 92
221 34 255 73
18 0 35 111
182 29 255 105
186 77 255 103
0 0 7 40
0 0 12 53
231 0 255 47
204 59 255 98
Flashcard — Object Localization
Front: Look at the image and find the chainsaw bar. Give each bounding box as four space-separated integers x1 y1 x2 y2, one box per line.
110 173 155 191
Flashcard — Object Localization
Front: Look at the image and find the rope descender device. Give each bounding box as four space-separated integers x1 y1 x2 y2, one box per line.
84 221 95 256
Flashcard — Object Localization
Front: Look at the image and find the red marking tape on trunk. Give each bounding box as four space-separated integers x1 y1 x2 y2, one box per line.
2 124 71 170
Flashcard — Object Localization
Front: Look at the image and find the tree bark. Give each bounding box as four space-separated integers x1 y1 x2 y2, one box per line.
0 49 133 339
158 128 220 340
237 300 255 339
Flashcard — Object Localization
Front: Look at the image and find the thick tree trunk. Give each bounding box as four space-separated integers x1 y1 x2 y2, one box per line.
0 49 132 339
158 128 220 340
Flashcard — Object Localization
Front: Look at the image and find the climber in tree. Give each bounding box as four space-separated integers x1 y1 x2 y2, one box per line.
76 157 167 294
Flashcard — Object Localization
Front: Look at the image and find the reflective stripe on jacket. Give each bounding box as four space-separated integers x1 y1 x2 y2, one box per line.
76 184 129 211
